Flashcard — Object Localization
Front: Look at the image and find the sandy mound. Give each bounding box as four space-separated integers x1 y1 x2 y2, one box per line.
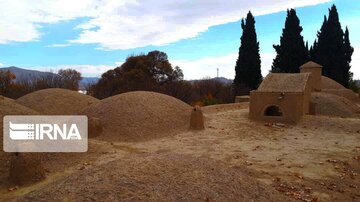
321 76 358 101
311 92 360 118
83 91 191 142
0 97 40 185
321 76 345 89
16 88 99 115
0 96 39 116
15 154 291 201
0 96 39 148
323 89 359 101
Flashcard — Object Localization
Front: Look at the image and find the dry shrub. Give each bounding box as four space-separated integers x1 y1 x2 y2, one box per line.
1 69 82 99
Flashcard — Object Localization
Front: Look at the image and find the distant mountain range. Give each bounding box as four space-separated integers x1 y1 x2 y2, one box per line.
212 77 233 85
1 66 234 89
356 80 360 86
0 66 99 90
1 66 56 82
189 77 233 85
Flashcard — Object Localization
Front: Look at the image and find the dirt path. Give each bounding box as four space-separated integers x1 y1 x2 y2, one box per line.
130 107 360 201
1 105 359 201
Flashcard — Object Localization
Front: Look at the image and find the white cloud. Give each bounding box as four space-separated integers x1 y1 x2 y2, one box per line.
0 0 97 44
19 49 358 80
174 49 359 81
172 52 275 80
261 53 276 76
47 43 71 48
351 47 360 80
23 52 275 80
0 0 330 49
173 54 237 80
0 63 3 67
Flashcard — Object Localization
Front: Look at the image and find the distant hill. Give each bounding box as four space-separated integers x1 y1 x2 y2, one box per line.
190 77 233 85
0 66 57 82
79 77 99 89
213 77 233 85
356 80 360 86
0 66 99 90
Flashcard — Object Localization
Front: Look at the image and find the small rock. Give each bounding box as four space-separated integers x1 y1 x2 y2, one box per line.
8 186 19 191
274 123 286 127
294 173 304 179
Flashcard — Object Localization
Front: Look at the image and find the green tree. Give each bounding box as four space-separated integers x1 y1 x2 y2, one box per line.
310 5 353 87
272 9 309 73
91 51 184 99
233 11 262 95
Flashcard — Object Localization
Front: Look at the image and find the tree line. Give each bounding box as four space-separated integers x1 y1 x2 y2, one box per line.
0 69 82 99
87 51 233 105
234 4 356 95
0 51 233 105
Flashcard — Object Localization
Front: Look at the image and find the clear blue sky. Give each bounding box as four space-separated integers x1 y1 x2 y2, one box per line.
0 0 359 80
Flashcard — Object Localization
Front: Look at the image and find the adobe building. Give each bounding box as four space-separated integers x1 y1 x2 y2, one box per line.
249 61 326 123
300 61 323 92
249 73 312 123
250 60 360 123
302 61 359 101
301 61 358 101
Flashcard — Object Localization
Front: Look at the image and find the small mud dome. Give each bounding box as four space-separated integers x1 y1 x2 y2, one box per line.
12 154 291 202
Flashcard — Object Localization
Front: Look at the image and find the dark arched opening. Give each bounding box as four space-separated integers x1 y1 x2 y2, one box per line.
264 105 283 116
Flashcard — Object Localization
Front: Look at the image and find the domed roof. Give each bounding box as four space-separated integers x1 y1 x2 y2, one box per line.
17 88 99 115
82 91 191 142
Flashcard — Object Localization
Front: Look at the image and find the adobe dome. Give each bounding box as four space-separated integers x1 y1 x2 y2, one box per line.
82 91 191 142
17 88 99 115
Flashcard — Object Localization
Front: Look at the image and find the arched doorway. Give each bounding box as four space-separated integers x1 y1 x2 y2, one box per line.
264 105 283 116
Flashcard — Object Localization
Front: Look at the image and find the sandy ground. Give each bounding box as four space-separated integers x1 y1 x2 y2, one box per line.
0 103 359 201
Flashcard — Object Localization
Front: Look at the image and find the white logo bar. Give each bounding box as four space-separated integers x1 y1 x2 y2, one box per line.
10 122 34 130
4 116 88 152
9 129 35 140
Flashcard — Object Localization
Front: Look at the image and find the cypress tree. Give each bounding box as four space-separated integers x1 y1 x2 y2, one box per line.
310 16 327 60
311 5 353 87
344 27 354 81
233 11 262 95
271 9 309 73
